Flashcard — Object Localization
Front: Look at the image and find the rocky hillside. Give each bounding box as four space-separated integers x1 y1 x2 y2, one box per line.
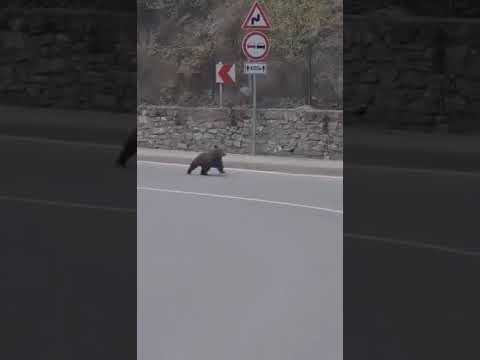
138 0 342 108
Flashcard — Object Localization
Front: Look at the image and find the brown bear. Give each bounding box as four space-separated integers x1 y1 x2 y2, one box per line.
187 146 226 175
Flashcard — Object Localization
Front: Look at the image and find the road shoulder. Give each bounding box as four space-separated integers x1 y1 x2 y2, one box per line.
138 147 343 176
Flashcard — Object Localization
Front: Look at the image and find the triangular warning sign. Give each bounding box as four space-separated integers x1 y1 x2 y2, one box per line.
241 1 272 31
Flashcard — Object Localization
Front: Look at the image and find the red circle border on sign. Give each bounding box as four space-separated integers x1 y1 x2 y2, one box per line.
242 31 270 61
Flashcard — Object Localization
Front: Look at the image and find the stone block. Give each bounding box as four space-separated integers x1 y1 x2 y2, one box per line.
367 44 392 63
263 110 279 120
36 58 67 74
446 45 468 74
56 33 70 43
398 71 427 89
94 94 117 108
38 33 56 46
28 16 48 34
1 31 26 49
153 127 167 135
360 70 379 84
9 18 27 32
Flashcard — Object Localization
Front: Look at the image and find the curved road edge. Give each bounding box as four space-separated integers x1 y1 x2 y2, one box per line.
138 147 343 177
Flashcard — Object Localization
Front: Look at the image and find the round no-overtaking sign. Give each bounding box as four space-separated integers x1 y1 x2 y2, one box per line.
242 31 270 61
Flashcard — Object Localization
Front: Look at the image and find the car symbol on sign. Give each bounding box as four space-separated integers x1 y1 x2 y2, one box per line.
247 44 266 49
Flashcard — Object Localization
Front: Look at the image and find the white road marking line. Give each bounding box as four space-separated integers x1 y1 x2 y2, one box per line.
138 160 343 179
0 195 135 214
138 186 343 214
345 232 480 257
0 134 122 151
346 164 480 177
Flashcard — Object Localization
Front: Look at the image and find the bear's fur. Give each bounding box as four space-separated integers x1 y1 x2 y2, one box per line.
187 146 226 175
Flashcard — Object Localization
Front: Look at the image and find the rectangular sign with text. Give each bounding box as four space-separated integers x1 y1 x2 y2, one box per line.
244 62 267 75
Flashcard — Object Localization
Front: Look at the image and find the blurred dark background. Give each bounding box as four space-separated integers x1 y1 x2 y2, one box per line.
1 0 135 11
0 1 137 359
344 1 480 359
345 0 480 17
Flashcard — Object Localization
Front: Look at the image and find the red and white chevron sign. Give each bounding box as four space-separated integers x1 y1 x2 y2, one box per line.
216 63 236 85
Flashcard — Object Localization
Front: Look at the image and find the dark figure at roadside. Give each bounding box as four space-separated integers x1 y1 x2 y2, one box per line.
187 146 226 175
115 128 137 168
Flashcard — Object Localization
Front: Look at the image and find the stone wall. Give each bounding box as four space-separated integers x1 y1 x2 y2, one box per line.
345 15 480 133
138 105 343 159
0 8 136 112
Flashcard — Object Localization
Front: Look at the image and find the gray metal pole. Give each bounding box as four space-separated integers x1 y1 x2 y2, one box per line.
219 83 223 108
252 74 256 155
248 74 252 102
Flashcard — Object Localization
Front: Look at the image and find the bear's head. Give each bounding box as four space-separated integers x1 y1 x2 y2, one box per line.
214 145 226 157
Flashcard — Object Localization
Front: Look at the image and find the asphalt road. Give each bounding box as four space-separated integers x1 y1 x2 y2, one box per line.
138 161 343 360
1 135 137 359
346 128 480 173
346 166 480 252
3 129 479 359
344 165 480 360
139 160 480 360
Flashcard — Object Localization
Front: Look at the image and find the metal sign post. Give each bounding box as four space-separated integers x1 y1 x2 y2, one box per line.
217 61 223 108
252 74 257 155
244 62 266 155
242 31 270 155
241 1 271 156
219 82 223 108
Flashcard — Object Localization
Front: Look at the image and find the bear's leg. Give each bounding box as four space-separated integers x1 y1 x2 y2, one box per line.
211 159 225 174
116 129 137 167
115 149 128 168
116 141 135 167
200 166 210 175
124 139 137 160
187 162 197 174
